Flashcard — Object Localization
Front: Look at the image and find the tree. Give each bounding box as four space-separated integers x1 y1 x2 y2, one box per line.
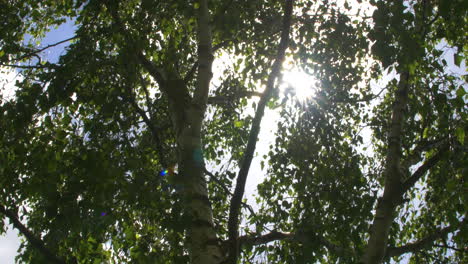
0 0 466 263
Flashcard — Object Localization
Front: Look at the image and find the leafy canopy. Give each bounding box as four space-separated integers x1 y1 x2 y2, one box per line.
0 0 466 263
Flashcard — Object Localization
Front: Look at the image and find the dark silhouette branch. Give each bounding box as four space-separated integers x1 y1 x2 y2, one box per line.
0 63 50 69
400 143 449 195
226 1 294 262
238 229 348 256
135 52 167 89
13 36 78 62
401 137 448 170
239 231 294 246
183 61 198 84
208 91 263 105
123 83 167 168
0 204 68 264
385 219 465 259
138 73 154 117
203 168 257 217
433 244 467 253
106 2 170 169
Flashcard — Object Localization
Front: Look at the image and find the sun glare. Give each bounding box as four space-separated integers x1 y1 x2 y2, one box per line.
281 68 318 101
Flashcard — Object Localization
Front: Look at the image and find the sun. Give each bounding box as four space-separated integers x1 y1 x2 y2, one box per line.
281 68 318 101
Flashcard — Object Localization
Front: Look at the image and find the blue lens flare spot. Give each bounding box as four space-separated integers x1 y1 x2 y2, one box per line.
100 212 106 216
193 148 203 166
159 169 169 176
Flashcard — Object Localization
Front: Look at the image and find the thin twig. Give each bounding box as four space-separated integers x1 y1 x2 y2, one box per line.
123 82 168 168
203 167 257 217
14 36 78 62
139 73 153 116
434 244 467 253
0 63 50 69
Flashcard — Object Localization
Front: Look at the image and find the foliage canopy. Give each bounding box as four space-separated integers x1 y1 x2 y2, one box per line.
0 0 467 263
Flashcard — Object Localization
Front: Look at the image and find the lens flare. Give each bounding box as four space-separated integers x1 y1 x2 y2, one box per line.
282 69 317 101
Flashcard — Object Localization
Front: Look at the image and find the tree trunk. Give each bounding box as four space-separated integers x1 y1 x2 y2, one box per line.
178 123 224 263
173 1 224 263
362 71 409 264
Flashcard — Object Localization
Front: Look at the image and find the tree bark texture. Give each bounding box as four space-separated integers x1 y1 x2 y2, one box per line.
362 71 410 264
172 0 224 263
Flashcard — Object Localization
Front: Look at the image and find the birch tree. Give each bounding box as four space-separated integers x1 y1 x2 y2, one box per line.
0 0 466 263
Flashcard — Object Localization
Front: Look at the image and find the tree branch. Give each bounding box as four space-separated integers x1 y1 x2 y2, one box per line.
433 244 467 253
239 231 294 246
183 39 236 84
183 62 198 84
123 83 168 168
192 0 214 112
385 219 465 259
106 3 167 88
105 2 170 169
0 63 51 69
13 36 78 62
138 73 154 118
400 143 449 195
238 229 348 256
401 137 448 170
226 1 294 262
136 53 167 89
204 168 257 217
207 91 263 105
0 204 69 264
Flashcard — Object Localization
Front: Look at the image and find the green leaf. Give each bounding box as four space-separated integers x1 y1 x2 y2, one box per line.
44 115 53 128
456 86 466 99
422 127 429 139
454 53 463 67
455 127 465 145
47 160 57 172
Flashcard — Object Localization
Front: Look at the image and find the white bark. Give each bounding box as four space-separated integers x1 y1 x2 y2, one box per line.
362 72 409 264
176 0 224 263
